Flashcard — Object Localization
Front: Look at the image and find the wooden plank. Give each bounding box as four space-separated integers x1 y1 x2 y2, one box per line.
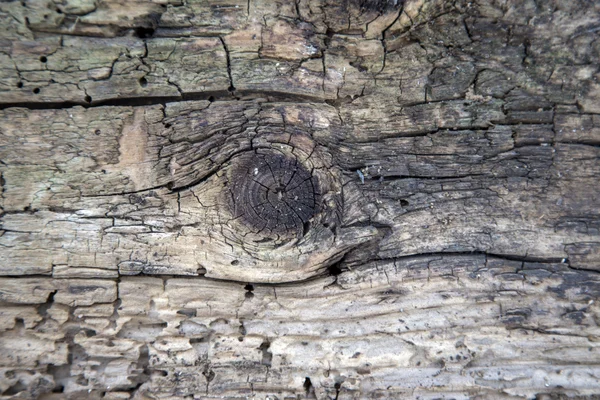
0 0 599 398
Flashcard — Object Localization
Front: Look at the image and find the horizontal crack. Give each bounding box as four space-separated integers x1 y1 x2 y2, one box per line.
0 90 330 111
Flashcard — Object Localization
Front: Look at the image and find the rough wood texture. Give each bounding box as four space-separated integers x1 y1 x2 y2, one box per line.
0 0 599 398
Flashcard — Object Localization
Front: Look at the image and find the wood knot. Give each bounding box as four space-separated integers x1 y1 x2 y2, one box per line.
228 150 319 240
171 129 370 283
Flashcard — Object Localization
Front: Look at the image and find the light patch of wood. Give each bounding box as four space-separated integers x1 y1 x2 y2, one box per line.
108 108 154 192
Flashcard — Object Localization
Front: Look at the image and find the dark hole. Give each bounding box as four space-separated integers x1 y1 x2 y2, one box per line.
328 263 342 276
32 88 40 94
16 82 23 88
139 77 148 87
400 199 409 207
52 385 64 393
303 377 313 393
244 283 254 299
84 95 92 103
231 260 239 266
164 123 172 128
83 328 97 337
37 290 56 318
40 56 47 63
135 27 155 38
208 96 215 102
177 309 197 317
94 129 101 135
303 221 310 236
56 8 62 14
228 85 236 92
334 382 341 390
324 28 335 46
259 341 272 366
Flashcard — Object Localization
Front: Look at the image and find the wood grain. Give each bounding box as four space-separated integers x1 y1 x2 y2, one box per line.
0 0 599 398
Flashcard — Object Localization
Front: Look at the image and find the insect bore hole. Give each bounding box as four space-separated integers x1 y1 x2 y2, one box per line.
244 284 254 299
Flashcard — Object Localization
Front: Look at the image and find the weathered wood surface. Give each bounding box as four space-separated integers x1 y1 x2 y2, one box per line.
0 0 599 398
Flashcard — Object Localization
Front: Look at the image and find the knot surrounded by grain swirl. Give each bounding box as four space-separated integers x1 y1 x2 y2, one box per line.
228 150 320 239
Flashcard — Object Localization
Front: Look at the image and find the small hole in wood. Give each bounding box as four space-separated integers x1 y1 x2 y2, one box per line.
328 263 342 276
94 129 101 135
303 377 313 393
400 199 409 207
228 85 236 92
135 27 155 38
244 283 254 299
16 82 23 88
208 96 215 102
231 260 239 266
39 56 47 63
32 87 40 94
52 385 64 393
84 95 92 103
303 221 310 236
139 77 148 87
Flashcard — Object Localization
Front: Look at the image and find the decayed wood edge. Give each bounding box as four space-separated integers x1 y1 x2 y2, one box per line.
1 254 600 398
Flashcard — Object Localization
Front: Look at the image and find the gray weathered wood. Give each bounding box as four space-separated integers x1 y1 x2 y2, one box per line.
0 0 599 398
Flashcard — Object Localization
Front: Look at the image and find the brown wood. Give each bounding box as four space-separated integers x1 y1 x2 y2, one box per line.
0 0 599 398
